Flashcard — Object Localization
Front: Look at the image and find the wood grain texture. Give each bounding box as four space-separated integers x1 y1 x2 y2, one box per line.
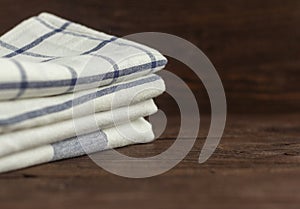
0 0 300 208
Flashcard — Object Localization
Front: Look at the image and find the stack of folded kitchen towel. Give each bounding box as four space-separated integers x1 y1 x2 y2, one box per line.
0 13 167 173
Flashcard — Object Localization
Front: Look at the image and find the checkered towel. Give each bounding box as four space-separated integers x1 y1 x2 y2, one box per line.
0 74 165 133
0 99 158 158
0 13 167 173
0 118 154 173
0 12 167 100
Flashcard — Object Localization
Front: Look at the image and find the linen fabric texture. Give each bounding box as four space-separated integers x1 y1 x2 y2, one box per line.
0 13 167 173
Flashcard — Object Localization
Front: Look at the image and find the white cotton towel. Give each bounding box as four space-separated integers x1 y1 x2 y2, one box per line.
0 13 167 100
0 118 154 173
0 99 157 158
0 74 165 133
0 13 167 173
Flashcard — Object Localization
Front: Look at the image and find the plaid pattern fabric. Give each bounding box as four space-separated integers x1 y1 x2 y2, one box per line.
0 13 167 100
0 13 167 173
0 100 158 158
0 118 154 173
0 74 165 133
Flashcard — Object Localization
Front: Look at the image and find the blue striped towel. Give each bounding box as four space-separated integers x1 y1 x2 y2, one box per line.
0 13 167 173
0 12 167 100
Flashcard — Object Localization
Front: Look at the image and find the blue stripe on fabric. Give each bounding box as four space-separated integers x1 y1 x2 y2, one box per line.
0 60 166 90
0 41 55 59
35 17 106 42
0 17 165 95
41 53 120 83
51 131 108 161
80 38 157 73
91 53 119 84
64 66 78 93
34 17 158 70
0 16 162 73
10 60 28 100
2 22 71 58
41 57 59 62
81 37 118 55
122 43 157 69
0 75 161 126
0 38 133 85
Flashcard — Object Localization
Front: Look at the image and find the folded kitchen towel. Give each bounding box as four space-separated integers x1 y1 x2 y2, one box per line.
0 12 167 100
0 118 154 173
0 74 165 133
0 99 158 158
0 13 167 173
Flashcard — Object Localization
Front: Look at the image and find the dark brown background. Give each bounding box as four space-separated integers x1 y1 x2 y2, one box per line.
0 0 300 209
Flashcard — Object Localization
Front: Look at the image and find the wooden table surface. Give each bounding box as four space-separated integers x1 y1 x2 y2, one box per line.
0 0 300 209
